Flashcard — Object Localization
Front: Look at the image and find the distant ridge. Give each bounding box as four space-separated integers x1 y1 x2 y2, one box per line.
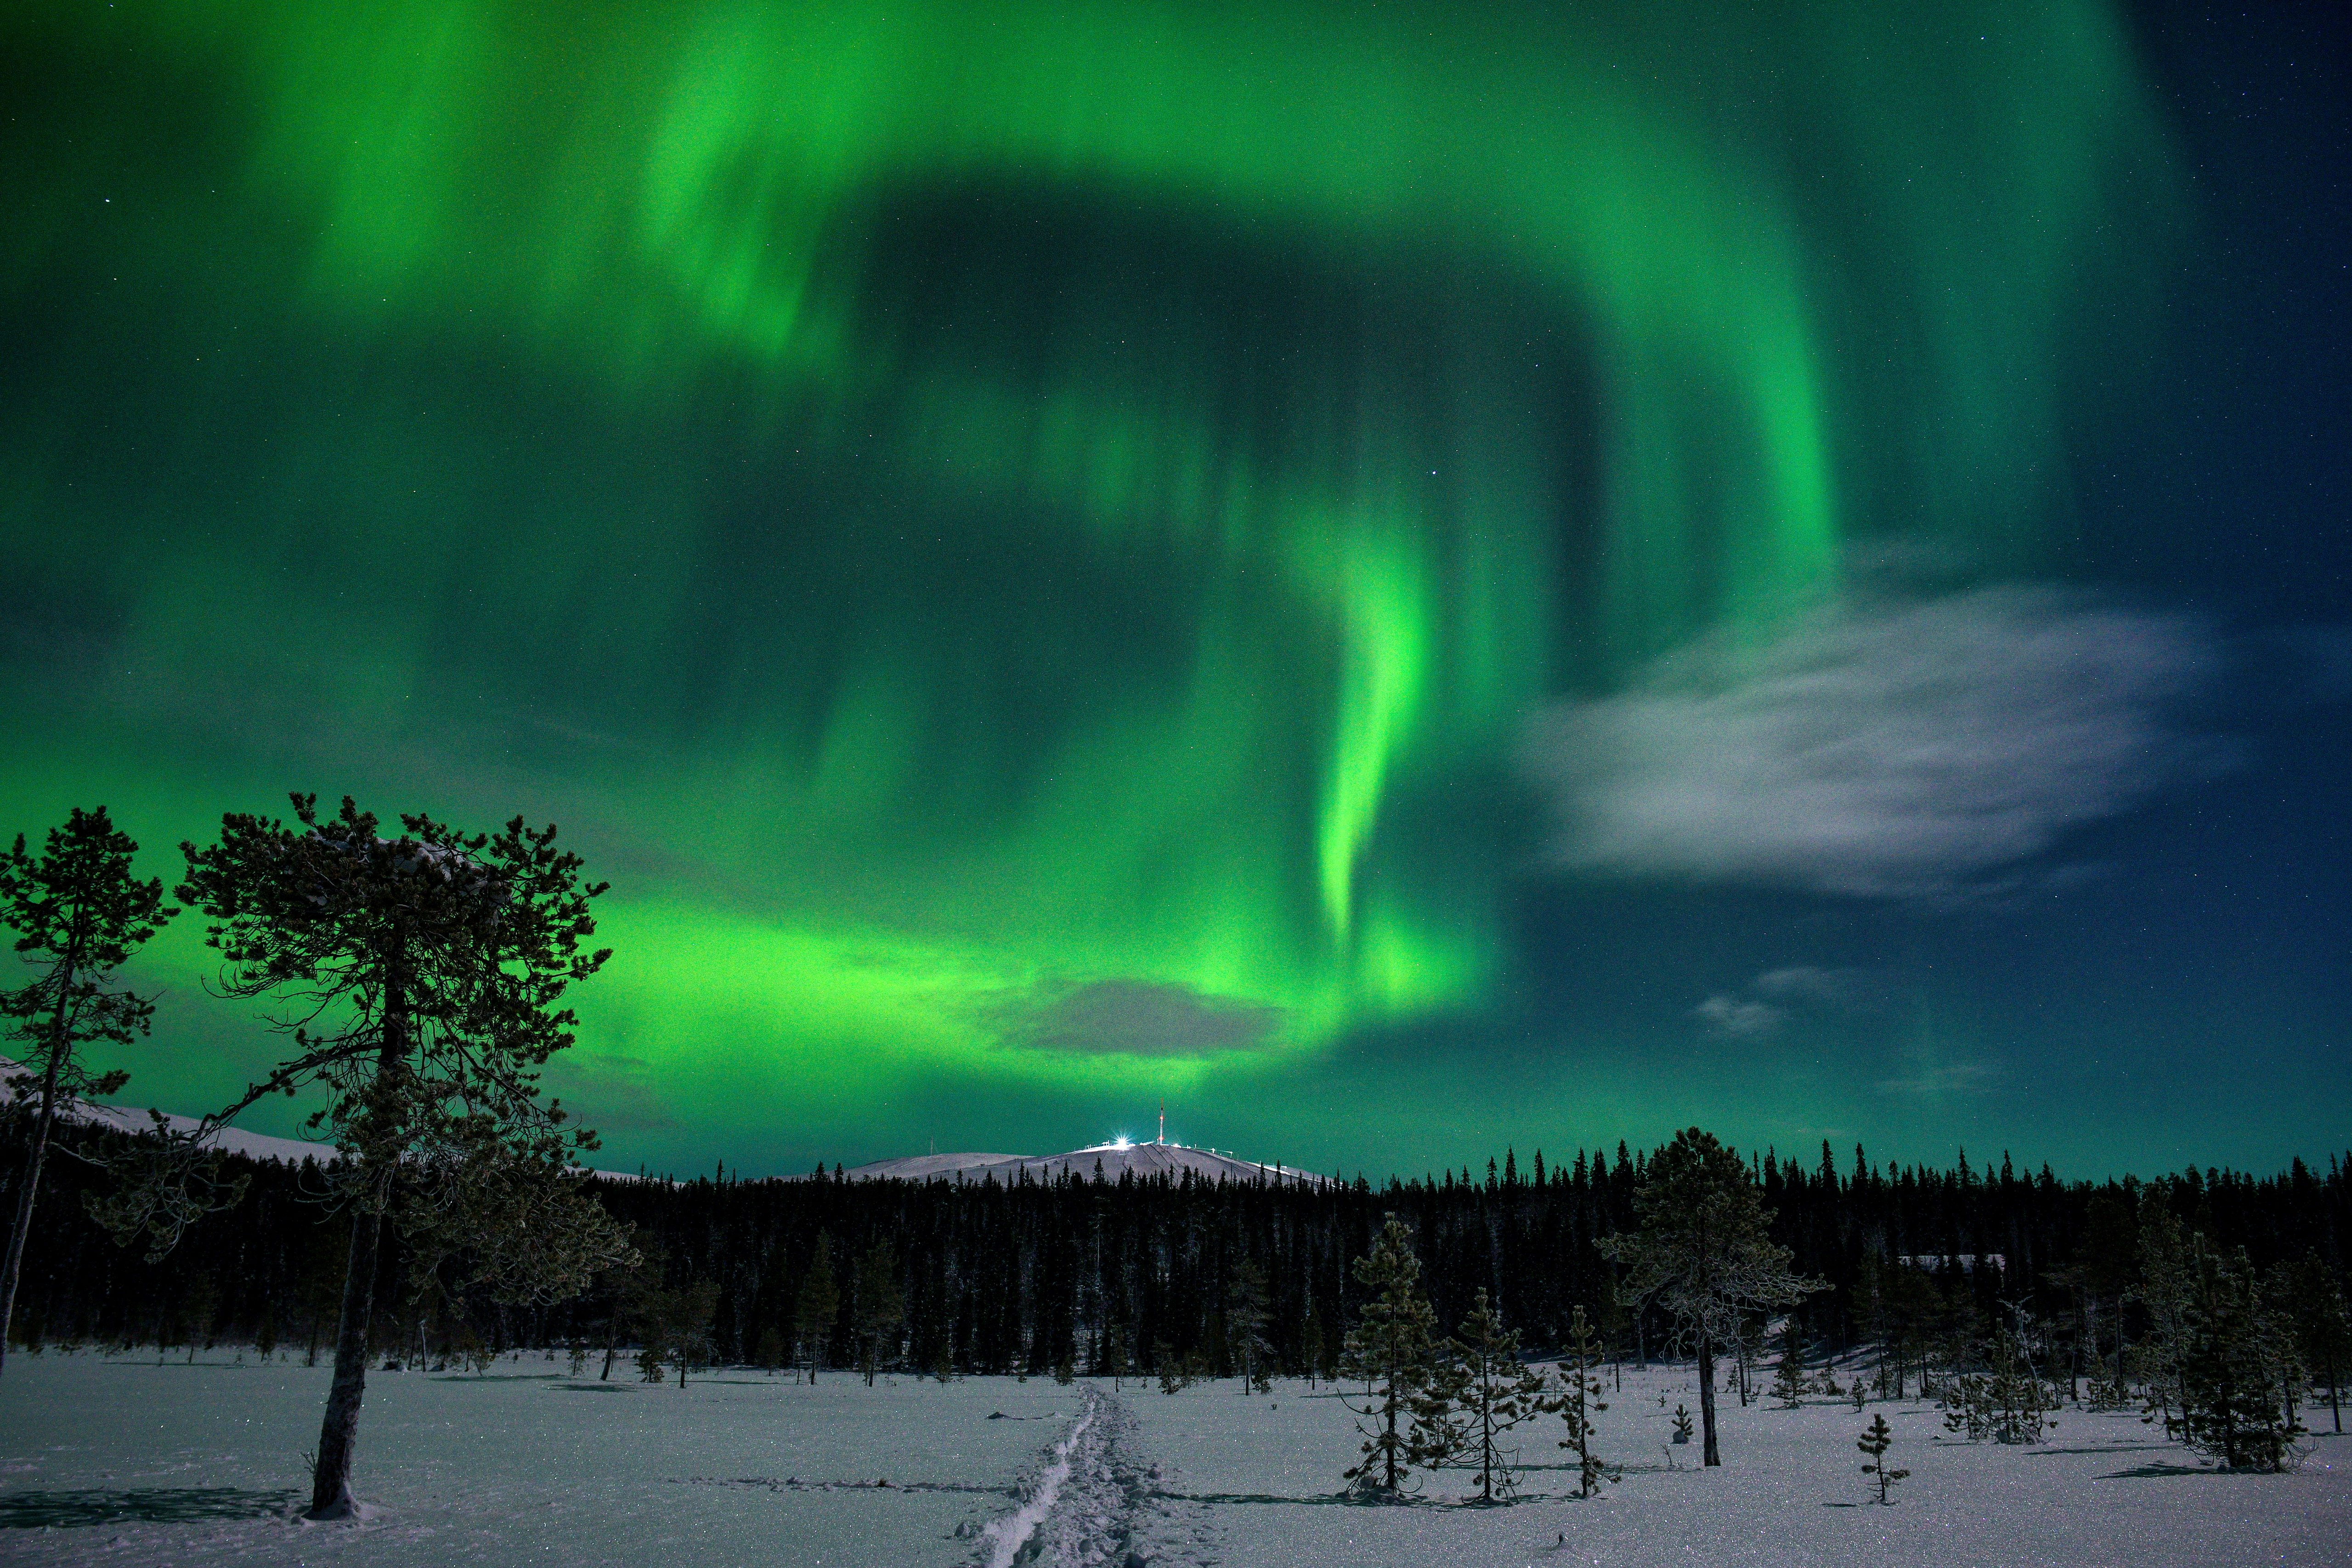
839 1139 1331 1188
1 1054 339 1166
0 1055 651 1180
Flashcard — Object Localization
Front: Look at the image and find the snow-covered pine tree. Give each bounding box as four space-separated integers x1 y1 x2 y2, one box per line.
1444 1289 1552 1502
1556 1304 1619 1497
1339 1216 1445 1495
1856 1412 1908 1504
796 1233 839 1384
1670 1404 1694 1444
0 807 182 1372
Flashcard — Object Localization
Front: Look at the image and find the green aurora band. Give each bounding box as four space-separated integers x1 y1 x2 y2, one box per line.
0 1 2177 1169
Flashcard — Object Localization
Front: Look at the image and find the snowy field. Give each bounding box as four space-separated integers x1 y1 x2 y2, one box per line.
0 1353 2345 1567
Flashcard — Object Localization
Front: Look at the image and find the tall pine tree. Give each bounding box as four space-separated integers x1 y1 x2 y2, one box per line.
1445 1289 1552 1501
92 796 629 1518
1339 1216 1444 1495
1599 1128 1823 1466
0 807 181 1370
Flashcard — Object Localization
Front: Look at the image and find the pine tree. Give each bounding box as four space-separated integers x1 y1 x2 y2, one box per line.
93 797 629 1519
1771 1317 1807 1408
0 806 181 1371
797 1233 839 1384
1598 1128 1825 1467
2281 1251 2349 1435
1856 1413 1909 1504
664 1281 719 1387
1101 1324 1130 1390
1155 1338 1192 1394
2170 1243 2303 1471
1670 1404 1694 1445
1300 1307 1324 1391
1229 1258 1274 1394
1441 1289 1552 1501
1338 1216 1444 1495
1556 1305 1619 1498
756 1326 787 1376
1940 1328 2053 1444
853 1242 905 1386
2131 1195 2194 1429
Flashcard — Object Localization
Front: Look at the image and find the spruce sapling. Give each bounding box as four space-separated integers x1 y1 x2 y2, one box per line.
1555 1305 1620 1497
1771 1318 1807 1408
1856 1412 1909 1504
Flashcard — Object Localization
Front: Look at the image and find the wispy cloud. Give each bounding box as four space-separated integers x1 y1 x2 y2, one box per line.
1753 966 1869 1004
1694 994 1785 1038
1877 1060 2002 1097
1521 585 2223 898
995 979 1283 1056
1696 965 1876 1039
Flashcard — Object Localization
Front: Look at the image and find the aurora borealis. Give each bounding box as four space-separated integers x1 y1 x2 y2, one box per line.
3 2 2344 1176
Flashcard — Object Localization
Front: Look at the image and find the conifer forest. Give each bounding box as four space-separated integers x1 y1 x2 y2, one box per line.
8 1117 2346 1435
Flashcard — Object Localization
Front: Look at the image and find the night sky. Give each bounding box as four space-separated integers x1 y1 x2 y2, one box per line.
3 1 2343 1178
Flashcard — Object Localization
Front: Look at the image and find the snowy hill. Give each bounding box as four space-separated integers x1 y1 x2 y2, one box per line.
0 1056 342 1166
0 1056 650 1179
841 1139 1331 1187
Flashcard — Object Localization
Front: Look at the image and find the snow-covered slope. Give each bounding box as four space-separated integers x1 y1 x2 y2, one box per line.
0 1056 339 1166
0 1056 651 1179
842 1140 1330 1187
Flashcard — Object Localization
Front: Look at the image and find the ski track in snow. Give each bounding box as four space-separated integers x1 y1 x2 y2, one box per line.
977 1387 1182 1568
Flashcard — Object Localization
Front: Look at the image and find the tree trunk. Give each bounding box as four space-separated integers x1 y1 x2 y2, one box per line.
308 1197 386 1518
0 1047 67 1371
310 930 406 1522
1697 1333 1722 1466
1383 1386 1402 1489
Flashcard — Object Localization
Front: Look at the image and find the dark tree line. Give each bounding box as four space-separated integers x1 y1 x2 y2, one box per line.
6 1120 2346 1408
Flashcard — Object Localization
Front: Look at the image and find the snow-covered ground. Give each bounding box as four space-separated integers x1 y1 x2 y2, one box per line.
0 1352 2343 1566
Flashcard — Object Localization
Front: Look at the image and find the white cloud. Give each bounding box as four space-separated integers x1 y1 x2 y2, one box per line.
1521 585 2221 898
1696 965 1873 1040
1695 994 1784 1038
